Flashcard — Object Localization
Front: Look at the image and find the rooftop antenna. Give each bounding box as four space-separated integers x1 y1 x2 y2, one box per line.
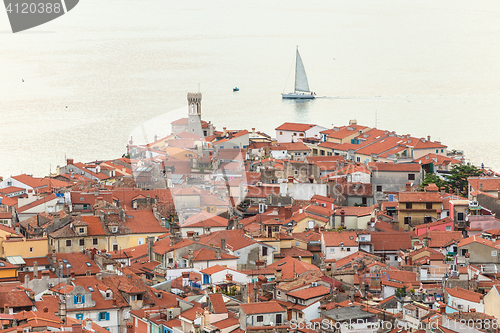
375 110 378 129
198 83 200 93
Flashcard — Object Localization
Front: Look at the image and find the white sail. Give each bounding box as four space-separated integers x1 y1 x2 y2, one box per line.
294 48 310 92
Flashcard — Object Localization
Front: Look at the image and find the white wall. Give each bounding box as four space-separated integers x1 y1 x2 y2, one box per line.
280 183 327 201
448 295 484 313
208 269 247 285
323 246 359 261
193 259 238 270
67 309 120 333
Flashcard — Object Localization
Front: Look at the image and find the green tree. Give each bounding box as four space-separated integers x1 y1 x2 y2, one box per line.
420 173 447 191
447 163 482 196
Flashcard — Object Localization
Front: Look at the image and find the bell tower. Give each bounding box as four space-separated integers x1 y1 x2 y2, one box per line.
187 92 203 136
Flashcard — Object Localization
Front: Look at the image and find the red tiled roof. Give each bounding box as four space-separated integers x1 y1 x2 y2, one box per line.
267 256 320 280
468 177 500 192
197 229 258 251
334 206 375 217
381 269 418 283
457 235 497 249
276 123 316 132
279 247 313 258
200 265 226 275
398 191 442 203
321 231 358 247
445 286 482 303
240 301 285 315
153 238 194 255
123 210 168 234
270 142 310 151
371 232 411 251
320 125 369 140
182 211 228 228
286 286 330 300
368 162 421 172
427 231 463 248
414 154 462 166
186 248 238 262
17 194 58 213
208 293 227 314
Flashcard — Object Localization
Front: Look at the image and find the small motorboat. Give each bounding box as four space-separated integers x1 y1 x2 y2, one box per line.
233 87 239 92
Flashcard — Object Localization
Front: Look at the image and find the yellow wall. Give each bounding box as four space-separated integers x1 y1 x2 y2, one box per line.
398 202 441 230
111 233 165 251
292 217 328 233
3 238 48 258
0 229 16 257
49 236 108 253
0 268 18 279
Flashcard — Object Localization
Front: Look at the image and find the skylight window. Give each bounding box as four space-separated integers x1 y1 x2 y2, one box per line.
62 259 69 264
86 263 92 267
88 287 94 292
0 263 5 267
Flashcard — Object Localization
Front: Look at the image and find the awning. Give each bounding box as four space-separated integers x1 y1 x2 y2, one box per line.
6 256 25 265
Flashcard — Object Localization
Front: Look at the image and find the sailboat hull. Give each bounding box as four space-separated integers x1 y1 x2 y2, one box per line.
282 92 315 99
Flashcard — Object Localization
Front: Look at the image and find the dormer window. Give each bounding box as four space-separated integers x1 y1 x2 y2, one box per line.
112 226 117 233
79 228 84 234
74 295 85 304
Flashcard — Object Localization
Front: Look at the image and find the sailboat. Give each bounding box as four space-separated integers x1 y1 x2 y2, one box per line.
282 47 315 99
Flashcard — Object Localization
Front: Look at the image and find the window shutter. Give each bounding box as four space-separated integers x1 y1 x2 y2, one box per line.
98 313 102 321
81 295 85 304
74 295 78 304
106 312 110 321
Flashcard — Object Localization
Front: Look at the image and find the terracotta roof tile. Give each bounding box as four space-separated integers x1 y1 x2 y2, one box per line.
240 301 285 315
276 123 316 132
208 293 227 314
445 286 482 303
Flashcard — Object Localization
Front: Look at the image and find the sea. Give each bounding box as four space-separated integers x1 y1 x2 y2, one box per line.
1 0 500 177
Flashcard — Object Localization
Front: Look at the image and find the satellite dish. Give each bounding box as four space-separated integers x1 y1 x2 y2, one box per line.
398 257 402 262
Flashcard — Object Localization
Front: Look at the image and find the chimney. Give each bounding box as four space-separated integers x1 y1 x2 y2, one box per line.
284 206 292 219
43 307 48 313
406 182 411 192
67 159 74 166
252 128 256 134
275 268 282 282
58 301 67 324
86 270 91 276
141 274 146 283
33 261 38 279
427 135 431 141
340 210 345 228
72 324 83 333
221 238 226 250
147 236 155 262
86 319 92 331
223 127 227 136
441 187 446 195
126 323 133 333
193 235 201 242
480 183 483 191
170 234 175 246
215 248 221 259
226 274 233 282
188 249 194 268
96 273 102 280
